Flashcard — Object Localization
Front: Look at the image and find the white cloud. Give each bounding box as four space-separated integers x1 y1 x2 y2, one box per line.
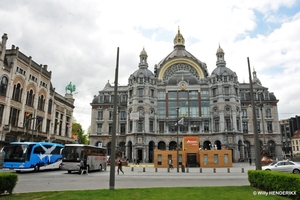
1 0 299 131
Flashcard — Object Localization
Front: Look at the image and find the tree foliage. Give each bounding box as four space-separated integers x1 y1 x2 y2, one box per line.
72 122 88 144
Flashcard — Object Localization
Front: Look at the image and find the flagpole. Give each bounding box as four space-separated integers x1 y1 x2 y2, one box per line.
176 106 179 173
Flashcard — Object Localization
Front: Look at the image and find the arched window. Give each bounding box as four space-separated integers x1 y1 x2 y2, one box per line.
12 83 22 102
38 95 45 111
48 99 53 114
0 76 8 96
26 89 35 107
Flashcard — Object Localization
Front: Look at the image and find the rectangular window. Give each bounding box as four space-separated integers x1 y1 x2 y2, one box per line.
267 122 273 133
158 154 162 165
204 154 208 165
137 121 143 132
104 95 109 103
157 91 166 100
243 122 248 133
159 121 164 133
224 154 229 164
179 154 182 165
149 121 154 132
204 120 209 132
121 95 127 103
242 109 247 118
256 109 260 118
214 120 219 132
189 90 198 99
46 119 51 135
168 91 177 100
236 119 240 131
214 154 218 165
138 88 143 97
129 121 132 132
201 100 210 117
157 102 166 117
224 87 229 95
212 88 217 96
201 90 209 99
97 124 102 135
190 101 199 117
266 109 272 118
178 91 188 99
168 101 177 118
109 124 112 135
0 104 4 124
120 111 127 120
98 111 103 120
191 121 200 132
9 107 20 127
150 89 154 98
120 124 126 135
179 122 188 132
168 121 177 132
225 118 231 131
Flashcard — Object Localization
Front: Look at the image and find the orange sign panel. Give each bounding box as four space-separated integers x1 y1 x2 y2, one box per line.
183 137 199 150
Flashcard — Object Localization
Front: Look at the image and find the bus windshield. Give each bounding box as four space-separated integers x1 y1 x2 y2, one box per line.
62 146 83 162
4 144 28 162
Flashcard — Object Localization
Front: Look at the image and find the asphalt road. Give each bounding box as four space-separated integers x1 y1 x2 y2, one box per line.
1 163 255 193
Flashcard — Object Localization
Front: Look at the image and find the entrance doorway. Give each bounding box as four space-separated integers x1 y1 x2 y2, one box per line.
187 153 197 167
137 149 143 163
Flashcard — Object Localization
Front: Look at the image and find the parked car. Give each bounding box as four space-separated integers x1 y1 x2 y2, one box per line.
262 160 300 174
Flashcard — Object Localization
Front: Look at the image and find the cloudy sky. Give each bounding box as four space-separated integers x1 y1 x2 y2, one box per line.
1 0 300 132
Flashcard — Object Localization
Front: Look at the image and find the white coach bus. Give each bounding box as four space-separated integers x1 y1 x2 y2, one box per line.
61 144 107 174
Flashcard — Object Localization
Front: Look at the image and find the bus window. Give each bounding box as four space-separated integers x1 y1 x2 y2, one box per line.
33 146 45 154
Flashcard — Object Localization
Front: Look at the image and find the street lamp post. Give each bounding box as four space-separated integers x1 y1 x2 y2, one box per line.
176 106 179 173
247 57 262 170
257 93 267 151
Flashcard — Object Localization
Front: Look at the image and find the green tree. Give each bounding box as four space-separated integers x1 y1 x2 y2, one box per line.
72 122 88 144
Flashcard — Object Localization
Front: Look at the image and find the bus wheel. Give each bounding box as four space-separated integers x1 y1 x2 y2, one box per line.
34 165 40 172
99 165 102 171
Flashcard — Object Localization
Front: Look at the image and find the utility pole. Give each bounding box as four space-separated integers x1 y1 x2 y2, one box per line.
247 57 262 170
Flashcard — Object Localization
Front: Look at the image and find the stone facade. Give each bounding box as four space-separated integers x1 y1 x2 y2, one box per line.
90 29 282 163
0 33 75 149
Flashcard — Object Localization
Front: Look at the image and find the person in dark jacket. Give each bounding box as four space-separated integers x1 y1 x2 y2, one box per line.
117 159 124 175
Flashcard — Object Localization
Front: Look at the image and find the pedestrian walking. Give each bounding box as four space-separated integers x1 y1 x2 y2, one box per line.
249 157 252 166
168 159 173 169
117 159 124 175
137 157 140 165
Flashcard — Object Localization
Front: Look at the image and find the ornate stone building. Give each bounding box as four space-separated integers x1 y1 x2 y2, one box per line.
0 33 75 149
90 29 282 163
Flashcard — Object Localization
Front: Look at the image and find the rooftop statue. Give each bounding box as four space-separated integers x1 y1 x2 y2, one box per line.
65 82 76 94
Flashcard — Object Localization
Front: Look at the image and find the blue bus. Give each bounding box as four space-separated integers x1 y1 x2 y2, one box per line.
3 142 64 172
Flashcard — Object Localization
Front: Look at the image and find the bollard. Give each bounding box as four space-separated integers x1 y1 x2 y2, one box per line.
213 168 216 173
181 165 185 172
155 168 157 172
186 167 189 173
227 168 230 173
200 168 202 173
242 168 244 173
143 167 145 172
131 167 134 171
